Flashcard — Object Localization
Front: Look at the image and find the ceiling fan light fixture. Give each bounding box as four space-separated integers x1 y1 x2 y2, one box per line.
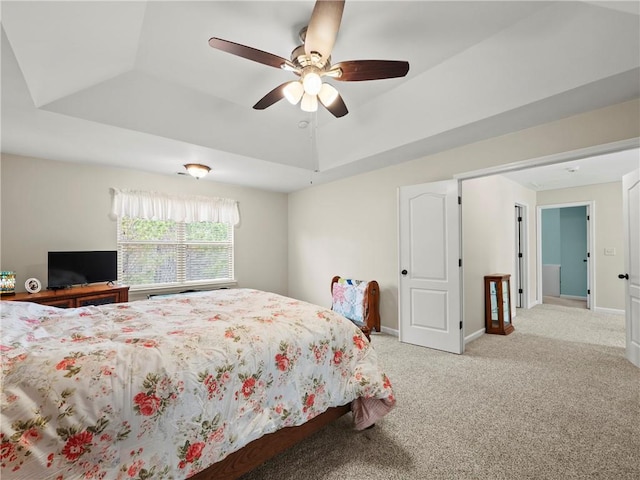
283 81 304 105
301 92 318 112
208 0 410 119
302 71 322 96
318 83 339 106
184 163 211 179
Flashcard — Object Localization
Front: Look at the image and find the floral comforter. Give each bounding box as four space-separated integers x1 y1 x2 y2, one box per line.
0 289 395 479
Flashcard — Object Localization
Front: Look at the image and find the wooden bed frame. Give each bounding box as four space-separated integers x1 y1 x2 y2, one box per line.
331 276 381 332
190 403 352 480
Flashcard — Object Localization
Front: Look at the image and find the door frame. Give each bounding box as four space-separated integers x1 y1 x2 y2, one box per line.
536 202 594 309
514 203 529 310
454 137 638 337
622 168 640 367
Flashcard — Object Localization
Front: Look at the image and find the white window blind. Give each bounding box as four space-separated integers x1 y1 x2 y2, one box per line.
111 189 238 289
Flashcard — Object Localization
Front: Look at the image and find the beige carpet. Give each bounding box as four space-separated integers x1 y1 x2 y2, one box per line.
239 304 639 479
543 295 588 309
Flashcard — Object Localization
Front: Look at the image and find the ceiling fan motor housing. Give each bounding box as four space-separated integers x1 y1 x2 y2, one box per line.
290 44 331 71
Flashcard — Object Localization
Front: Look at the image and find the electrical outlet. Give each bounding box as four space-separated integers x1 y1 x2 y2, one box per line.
604 247 616 256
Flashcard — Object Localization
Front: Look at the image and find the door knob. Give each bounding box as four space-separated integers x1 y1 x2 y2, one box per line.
618 273 629 280
401 269 408 276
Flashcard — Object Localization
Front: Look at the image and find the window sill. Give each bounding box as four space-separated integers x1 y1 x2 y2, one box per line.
127 280 238 302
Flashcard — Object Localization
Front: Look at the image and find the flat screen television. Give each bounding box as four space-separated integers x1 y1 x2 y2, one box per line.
48 251 117 289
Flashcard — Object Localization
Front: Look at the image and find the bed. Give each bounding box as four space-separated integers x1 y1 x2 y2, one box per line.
0 288 395 479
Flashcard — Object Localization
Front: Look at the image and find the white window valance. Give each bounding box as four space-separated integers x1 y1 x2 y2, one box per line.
110 188 240 225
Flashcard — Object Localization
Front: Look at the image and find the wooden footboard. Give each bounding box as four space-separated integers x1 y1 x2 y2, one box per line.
190 403 352 480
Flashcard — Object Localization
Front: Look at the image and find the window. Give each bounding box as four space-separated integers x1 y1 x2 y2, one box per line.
110 188 239 290
117 217 234 288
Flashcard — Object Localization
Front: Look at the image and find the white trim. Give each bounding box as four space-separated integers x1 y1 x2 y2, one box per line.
594 307 625 316
458 179 464 354
465 328 485 345
454 138 640 181
514 202 530 310
380 326 399 337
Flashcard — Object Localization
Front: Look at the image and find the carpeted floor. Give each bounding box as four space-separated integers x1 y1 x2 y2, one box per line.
543 295 588 309
239 304 639 479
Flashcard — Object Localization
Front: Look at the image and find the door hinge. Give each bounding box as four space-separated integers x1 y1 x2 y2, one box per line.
518 216 522 222
519 288 523 294
459 259 462 267
587 252 590 258
518 253 523 258
460 321 463 330
458 196 462 205
587 215 590 221
587 289 591 295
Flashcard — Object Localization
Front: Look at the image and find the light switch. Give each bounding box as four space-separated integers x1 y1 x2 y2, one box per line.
604 247 616 256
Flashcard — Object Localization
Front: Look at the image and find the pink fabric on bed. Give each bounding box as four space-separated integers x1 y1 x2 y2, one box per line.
352 396 395 430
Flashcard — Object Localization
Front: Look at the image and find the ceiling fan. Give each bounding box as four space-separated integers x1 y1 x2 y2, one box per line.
208 0 410 118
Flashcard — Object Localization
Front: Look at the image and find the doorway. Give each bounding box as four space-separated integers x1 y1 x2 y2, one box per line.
538 202 593 310
399 138 636 357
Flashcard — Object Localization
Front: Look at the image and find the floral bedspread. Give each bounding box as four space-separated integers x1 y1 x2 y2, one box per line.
0 289 395 479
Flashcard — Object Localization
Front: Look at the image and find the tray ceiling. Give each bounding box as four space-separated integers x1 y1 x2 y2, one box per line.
1 1 638 192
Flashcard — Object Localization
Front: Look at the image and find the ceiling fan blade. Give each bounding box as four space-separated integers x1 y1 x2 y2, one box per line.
253 83 290 110
209 37 294 70
330 60 410 81
304 0 345 60
319 92 348 118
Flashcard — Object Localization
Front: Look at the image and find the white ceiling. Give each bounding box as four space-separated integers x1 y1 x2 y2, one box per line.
502 147 640 191
1 1 639 193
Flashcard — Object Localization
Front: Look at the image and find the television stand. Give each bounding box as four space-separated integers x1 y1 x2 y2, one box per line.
7 284 129 308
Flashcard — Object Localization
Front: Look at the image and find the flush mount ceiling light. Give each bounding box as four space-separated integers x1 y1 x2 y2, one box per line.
184 163 211 179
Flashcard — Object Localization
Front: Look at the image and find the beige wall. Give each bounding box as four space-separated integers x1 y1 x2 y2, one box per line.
462 175 537 335
537 182 625 311
1 99 637 327
288 99 639 334
0 154 289 297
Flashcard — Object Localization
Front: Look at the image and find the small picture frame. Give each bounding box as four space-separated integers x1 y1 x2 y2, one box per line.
25 278 42 294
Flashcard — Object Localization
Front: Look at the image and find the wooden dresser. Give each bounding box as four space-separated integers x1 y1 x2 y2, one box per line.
5 284 129 308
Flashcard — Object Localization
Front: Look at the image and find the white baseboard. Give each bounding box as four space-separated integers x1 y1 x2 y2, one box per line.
594 307 625 315
383 326 486 344
380 326 399 337
465 328 485 344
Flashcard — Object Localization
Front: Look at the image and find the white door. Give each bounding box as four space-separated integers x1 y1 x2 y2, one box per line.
398 180 462 354
622 168 640 367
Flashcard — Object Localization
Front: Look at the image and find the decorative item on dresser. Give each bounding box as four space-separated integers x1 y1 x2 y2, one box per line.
7 284 129 308
0 271 16 296
24 277 42 294
484 273 514 335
